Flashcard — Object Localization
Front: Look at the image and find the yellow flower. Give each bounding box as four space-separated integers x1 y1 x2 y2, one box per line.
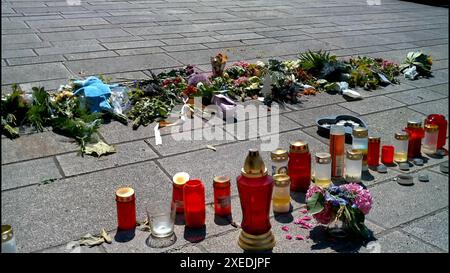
427 56 433 65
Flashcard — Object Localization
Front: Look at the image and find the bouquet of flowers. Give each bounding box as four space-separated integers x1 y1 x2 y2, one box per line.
211 53 228 77
400 51 432 77
306 183 373 239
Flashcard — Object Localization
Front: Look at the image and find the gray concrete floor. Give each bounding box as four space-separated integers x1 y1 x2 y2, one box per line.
1 0 448 253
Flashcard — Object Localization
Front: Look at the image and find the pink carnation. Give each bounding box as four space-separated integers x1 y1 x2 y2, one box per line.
341 183 373 215
306 184 324 200
234 76 249 87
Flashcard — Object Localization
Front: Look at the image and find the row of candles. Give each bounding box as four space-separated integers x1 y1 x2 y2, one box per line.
113 113 447 251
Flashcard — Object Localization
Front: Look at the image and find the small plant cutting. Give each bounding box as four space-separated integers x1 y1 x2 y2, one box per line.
306 183 373 240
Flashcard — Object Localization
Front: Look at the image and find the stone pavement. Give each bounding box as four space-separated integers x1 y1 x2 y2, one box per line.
1 0 448 253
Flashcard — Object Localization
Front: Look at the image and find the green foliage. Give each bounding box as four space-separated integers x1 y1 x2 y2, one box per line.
298 50 349 82
27 87 52 132
306 192 325 214
127 97 173 130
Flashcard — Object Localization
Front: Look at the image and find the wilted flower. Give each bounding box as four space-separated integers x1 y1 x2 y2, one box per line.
188 73 211 86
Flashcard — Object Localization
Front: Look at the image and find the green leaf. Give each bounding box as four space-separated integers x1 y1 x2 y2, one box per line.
84 141 116 157
306 192 325 214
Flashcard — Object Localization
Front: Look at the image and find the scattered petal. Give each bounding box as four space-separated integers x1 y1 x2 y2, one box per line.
300 209 308 214
281 226 289 232
285 235 293 240
301 216 312 221
295 235 305 240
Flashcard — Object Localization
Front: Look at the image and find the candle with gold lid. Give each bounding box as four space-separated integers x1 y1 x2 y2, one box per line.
352 127 369 171
345 150 363 183
394 132 409 163
314 152 332 188
405 119 424 159
270 148 288 175
237 149 275 251
116 187 136 230
272 174 291 213
1 225 17 253
213 175 231 217
288 140 311 192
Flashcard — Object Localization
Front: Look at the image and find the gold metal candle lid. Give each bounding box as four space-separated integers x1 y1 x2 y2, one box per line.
115 187 135 202
407 119 422 128
395 132 409 140
273 174 290 187
346 149 363 160
213 175 230 187
368 136 381 143
425 124 439 132
271 148 288 161
1 225 13 243
315 152 331 164
352 127 368 138
289 140 309 153
241 149 268 178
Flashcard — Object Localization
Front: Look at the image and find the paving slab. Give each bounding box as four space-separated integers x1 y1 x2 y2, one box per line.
1 62 73 85
283 104 359 128
1 157 62 191
366 171 448 229
1 131 79 165
1 161 172 253
408 98 449 120
64 53 182 75
402 209 448 251
359 231 440 253
339 96 406 115
56 140 158 177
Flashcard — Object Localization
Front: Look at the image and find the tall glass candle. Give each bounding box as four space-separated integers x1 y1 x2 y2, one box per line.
425 114 447 150
272 174 291 213
288 140 311 192
345 150 363 183
368 136 381 168
394 132 409 163
183 179 206 228
330 125 345 178
213 176 231 217
404 119 424 159
314 152 332 188
352 127 369 171
422 124 439 155
116 187 136 230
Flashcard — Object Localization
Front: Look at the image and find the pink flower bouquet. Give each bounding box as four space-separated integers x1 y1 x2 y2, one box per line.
306 183 373 239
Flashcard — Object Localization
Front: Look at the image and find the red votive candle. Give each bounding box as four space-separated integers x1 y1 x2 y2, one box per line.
404 119 425 159
368 136 381 167
381 145 395 165
116 187 136 230
183 179 206 228
172 172 189 213
288 140 311 192
213 176 231 217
